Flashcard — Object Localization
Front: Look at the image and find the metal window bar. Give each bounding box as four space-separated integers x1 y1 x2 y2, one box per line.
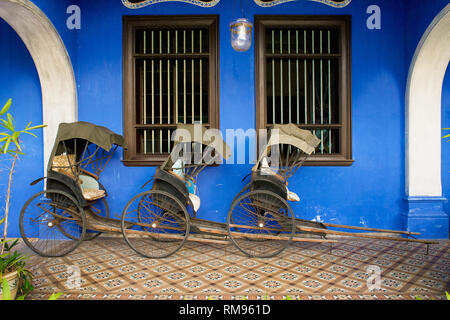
320 30 324 154
138 28 209 156
280 29 283 124
296 30 299 124
265 27 337 155
168 30 171 151
151 31 155 154
272 30 275 124
184 30 187 124
143 31 147 154
200 30 203 124
288 30 291 124
304 30 307 125
328 30 332 154
192 30 195 124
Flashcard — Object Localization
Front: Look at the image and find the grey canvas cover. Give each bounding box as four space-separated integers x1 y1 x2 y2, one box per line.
162 124 231 170
253 124 320 171
48 121 124 171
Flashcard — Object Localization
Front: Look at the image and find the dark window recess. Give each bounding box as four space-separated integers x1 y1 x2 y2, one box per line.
255 16 353 166
123 16 219 166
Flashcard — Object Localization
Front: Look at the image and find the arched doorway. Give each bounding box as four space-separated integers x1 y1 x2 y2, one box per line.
404 4 450 239
0 0 77 172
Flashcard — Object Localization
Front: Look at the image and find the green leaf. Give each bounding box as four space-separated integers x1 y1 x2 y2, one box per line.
0 99 11 116
21 130 37 138
26 124 46 131
2 278 12 300
446 291 450 300
6 113 15 130
443 134 450 139
48 292 63 300
0 118 13 131
285 295 292 300
2 137 11 154
0 217 4 225
15 295 25 300
415 296 422 300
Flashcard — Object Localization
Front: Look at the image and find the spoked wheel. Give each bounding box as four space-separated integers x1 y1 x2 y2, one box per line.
19 190 86 257
137 195 176 243
121 190 190 259
227 190 295 258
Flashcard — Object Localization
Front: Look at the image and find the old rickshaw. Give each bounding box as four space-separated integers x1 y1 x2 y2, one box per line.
20 121 437 259
19 121 125 257
120 123 437 259
226 124 437 258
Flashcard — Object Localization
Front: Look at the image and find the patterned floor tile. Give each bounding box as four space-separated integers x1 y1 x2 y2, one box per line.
17 237 449 300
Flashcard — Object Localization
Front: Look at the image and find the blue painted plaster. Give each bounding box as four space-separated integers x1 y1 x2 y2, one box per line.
0 0 448 239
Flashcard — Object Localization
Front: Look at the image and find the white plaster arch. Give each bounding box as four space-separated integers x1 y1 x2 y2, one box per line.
406 4 450 197
0 0 77 172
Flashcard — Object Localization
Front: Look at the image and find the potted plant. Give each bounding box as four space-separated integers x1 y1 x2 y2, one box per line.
0 98 46 300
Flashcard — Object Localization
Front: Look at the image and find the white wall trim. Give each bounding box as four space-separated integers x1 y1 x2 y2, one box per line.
406 4 450 197
0 0 77 174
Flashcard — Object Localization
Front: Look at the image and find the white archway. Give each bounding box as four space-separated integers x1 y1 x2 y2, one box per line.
0 0 77 172
406 4 450 197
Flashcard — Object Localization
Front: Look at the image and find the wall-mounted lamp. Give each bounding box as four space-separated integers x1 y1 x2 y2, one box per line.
230 18 253 52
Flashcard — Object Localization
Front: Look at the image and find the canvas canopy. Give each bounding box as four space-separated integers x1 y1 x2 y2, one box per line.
253 124 320 171
48 121 124 171
162 124 231 170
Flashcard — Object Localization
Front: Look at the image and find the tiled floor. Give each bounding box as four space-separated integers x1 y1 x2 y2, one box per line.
22 236 450 300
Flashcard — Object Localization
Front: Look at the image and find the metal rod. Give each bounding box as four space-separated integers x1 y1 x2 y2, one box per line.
192 30 194 123
328 30 332 154
152 31 155 153
288 30 291 124
272 29 275 124
144 30 147 154
168 30 171 125
184 30 187 124
168 30 171 151
159 30 162 153
312 30 315 137
304 30 307 124
200 30 203 124
175 30 178 124
320 30 324 154
280 29 283 124
296 30 299 124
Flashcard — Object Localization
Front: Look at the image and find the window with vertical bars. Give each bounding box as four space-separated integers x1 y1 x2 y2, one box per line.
123 16 219 166
255 16 353 166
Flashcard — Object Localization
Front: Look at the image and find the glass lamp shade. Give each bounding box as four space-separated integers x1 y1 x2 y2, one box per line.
230 18 253 52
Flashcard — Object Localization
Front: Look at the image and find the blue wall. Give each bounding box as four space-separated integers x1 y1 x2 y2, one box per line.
0 0 448 238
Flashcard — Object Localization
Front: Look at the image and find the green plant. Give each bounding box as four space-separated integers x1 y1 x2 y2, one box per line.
0 217 33 298
2 279 62 300
0 98 46 298
415 291 450 301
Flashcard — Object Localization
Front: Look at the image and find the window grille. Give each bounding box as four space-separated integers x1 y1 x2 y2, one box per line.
255 16 352 165
123 16 219 166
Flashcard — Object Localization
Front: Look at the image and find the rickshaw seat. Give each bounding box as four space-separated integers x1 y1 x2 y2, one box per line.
79 174 105 201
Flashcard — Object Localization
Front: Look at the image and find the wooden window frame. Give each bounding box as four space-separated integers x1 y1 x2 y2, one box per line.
255 15 353 166
122 15 220 166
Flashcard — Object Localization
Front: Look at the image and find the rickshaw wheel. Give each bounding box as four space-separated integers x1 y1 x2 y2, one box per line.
19 190 86 257
83 183 110 241
227 190 295 258
137 196 177 243
121 190 190 259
